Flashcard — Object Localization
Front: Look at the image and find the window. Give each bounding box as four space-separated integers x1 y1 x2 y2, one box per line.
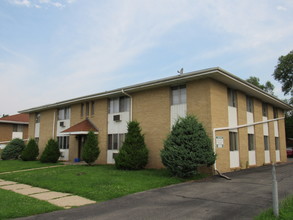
57 136 69 149
273 107 278 119
248 134 255 151
81 103 84 117
262 103 268 117
35 138 39 144
35 113 40 123
171 85 186 105
13 124 23 132
58 107 70 120
264 136 269 150
91 101 95 116
275 137 280 150
246 96 253 113
229 132 238 151
108 97 130 114
86 102 90 117
228 88 237 107
108 134 125 150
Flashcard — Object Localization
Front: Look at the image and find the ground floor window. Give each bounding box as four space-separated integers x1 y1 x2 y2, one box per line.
275 137 280 150
248 134 255 151
108 134 125 150
229 131 238 151
57 136 69 149
264 136 269 150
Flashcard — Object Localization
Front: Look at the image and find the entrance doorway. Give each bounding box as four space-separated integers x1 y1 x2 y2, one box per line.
77 135 86 160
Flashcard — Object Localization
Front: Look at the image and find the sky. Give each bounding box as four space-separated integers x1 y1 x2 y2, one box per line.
0 0 292 116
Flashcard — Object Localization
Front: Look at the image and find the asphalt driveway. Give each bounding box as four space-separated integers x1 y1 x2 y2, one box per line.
17 162 293 220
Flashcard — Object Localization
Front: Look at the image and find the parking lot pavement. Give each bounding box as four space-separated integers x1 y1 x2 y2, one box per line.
16 162 293 220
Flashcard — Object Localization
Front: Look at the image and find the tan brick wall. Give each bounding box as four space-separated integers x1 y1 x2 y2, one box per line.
267 105 276 163
237 91 249 169
28 113 36 138
132 86 170 168
254 99 265 166
0 123 13 142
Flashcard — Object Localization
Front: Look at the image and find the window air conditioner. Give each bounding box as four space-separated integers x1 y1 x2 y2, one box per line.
60 121 65 127
113 114 121 122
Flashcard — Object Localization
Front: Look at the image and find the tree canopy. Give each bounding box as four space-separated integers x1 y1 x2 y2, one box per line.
273 50 293 96
246 76 275 95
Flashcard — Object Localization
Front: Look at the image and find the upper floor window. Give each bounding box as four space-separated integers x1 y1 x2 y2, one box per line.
13 124 23 132
228 88 237 107
91 101 95 116
171 85 186 105
262 103 268 117
273 107 278 119
108 96 130 114
275 137 280 150
81 103 84 117
35 113 40 123
58 107 70 120
246 96 253 113
86 102 90 117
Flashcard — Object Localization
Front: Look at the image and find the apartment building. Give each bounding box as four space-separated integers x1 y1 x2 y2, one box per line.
0 114 29 149
20 68 292 173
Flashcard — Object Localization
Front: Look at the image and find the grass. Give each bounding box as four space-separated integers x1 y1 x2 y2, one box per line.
254 195 293 220
0 164 207 202
0 188 62 219
0 160 62 173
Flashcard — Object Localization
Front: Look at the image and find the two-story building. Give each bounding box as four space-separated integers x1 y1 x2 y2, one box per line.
19 68 292 173
0 114 29 149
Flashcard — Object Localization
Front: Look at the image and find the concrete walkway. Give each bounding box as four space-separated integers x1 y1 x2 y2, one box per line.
0 178 96 209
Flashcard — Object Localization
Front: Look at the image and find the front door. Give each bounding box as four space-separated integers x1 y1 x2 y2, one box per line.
77 135 86 160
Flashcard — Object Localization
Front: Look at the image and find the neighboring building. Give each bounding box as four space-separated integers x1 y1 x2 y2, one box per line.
19 68 292 173
0 114 29 149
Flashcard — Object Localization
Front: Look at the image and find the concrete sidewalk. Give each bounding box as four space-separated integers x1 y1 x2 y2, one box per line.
0 178 96 209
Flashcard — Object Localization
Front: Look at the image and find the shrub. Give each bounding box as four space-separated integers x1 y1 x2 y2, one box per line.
115 121 148 170
20 139 39 161
82 131 100 165
161 115 216 178
1 138 25 160
40 139 60 163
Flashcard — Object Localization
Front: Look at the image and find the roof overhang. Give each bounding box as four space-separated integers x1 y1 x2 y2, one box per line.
0 121 29 125
19 67 292 113
62 131 98 135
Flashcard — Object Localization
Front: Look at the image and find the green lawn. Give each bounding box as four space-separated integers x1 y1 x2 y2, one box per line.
0 160 62 173
0 188 62 219
254 195 293 220
0 164 207 202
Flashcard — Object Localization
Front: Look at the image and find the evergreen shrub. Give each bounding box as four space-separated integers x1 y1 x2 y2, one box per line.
40 139 60 163
21 139 39 161
161 115 216 178
82 131 100 165
115 121 148 170
1 138 25 160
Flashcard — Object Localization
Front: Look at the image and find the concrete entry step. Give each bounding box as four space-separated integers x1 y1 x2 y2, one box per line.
0 178 96 209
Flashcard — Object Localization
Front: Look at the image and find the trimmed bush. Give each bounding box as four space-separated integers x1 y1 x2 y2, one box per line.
40 139 60 163
115 121 148 170
82 131 100 165
20 139 39 161
161 115 216 178
1 138 25 160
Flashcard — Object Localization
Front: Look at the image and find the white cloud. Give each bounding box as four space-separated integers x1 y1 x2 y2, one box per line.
9 0 31 7
277 6 287 11
8 0 71 8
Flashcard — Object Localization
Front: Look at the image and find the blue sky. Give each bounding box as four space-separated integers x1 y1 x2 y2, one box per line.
1 0 292 115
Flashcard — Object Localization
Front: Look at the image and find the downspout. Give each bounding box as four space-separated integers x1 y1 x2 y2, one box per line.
121 89 132 121
213 117 285 178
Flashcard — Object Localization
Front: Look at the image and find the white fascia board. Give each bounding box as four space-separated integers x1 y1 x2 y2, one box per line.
62 131 99 135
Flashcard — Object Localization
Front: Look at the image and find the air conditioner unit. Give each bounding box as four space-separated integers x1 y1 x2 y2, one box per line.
113 114 121 122
59 121 65 127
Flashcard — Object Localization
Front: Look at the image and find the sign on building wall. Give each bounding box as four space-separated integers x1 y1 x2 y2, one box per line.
216 136 224 148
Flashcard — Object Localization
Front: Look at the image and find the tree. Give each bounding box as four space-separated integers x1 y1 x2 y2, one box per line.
246 76 275 95
1 138 25 160
115 121 148 170
161 115 216 178
82 131 100 165
40 139 60 163
273 50 293 96
20 139 39 161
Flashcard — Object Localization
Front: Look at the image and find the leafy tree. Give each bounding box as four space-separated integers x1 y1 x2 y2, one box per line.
246 76 275 95
82 131 100 165
1 138 25 160
20 139 39 161
40 139 60 163
115 121 148 170
161 115 216 178
273 50 293 96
